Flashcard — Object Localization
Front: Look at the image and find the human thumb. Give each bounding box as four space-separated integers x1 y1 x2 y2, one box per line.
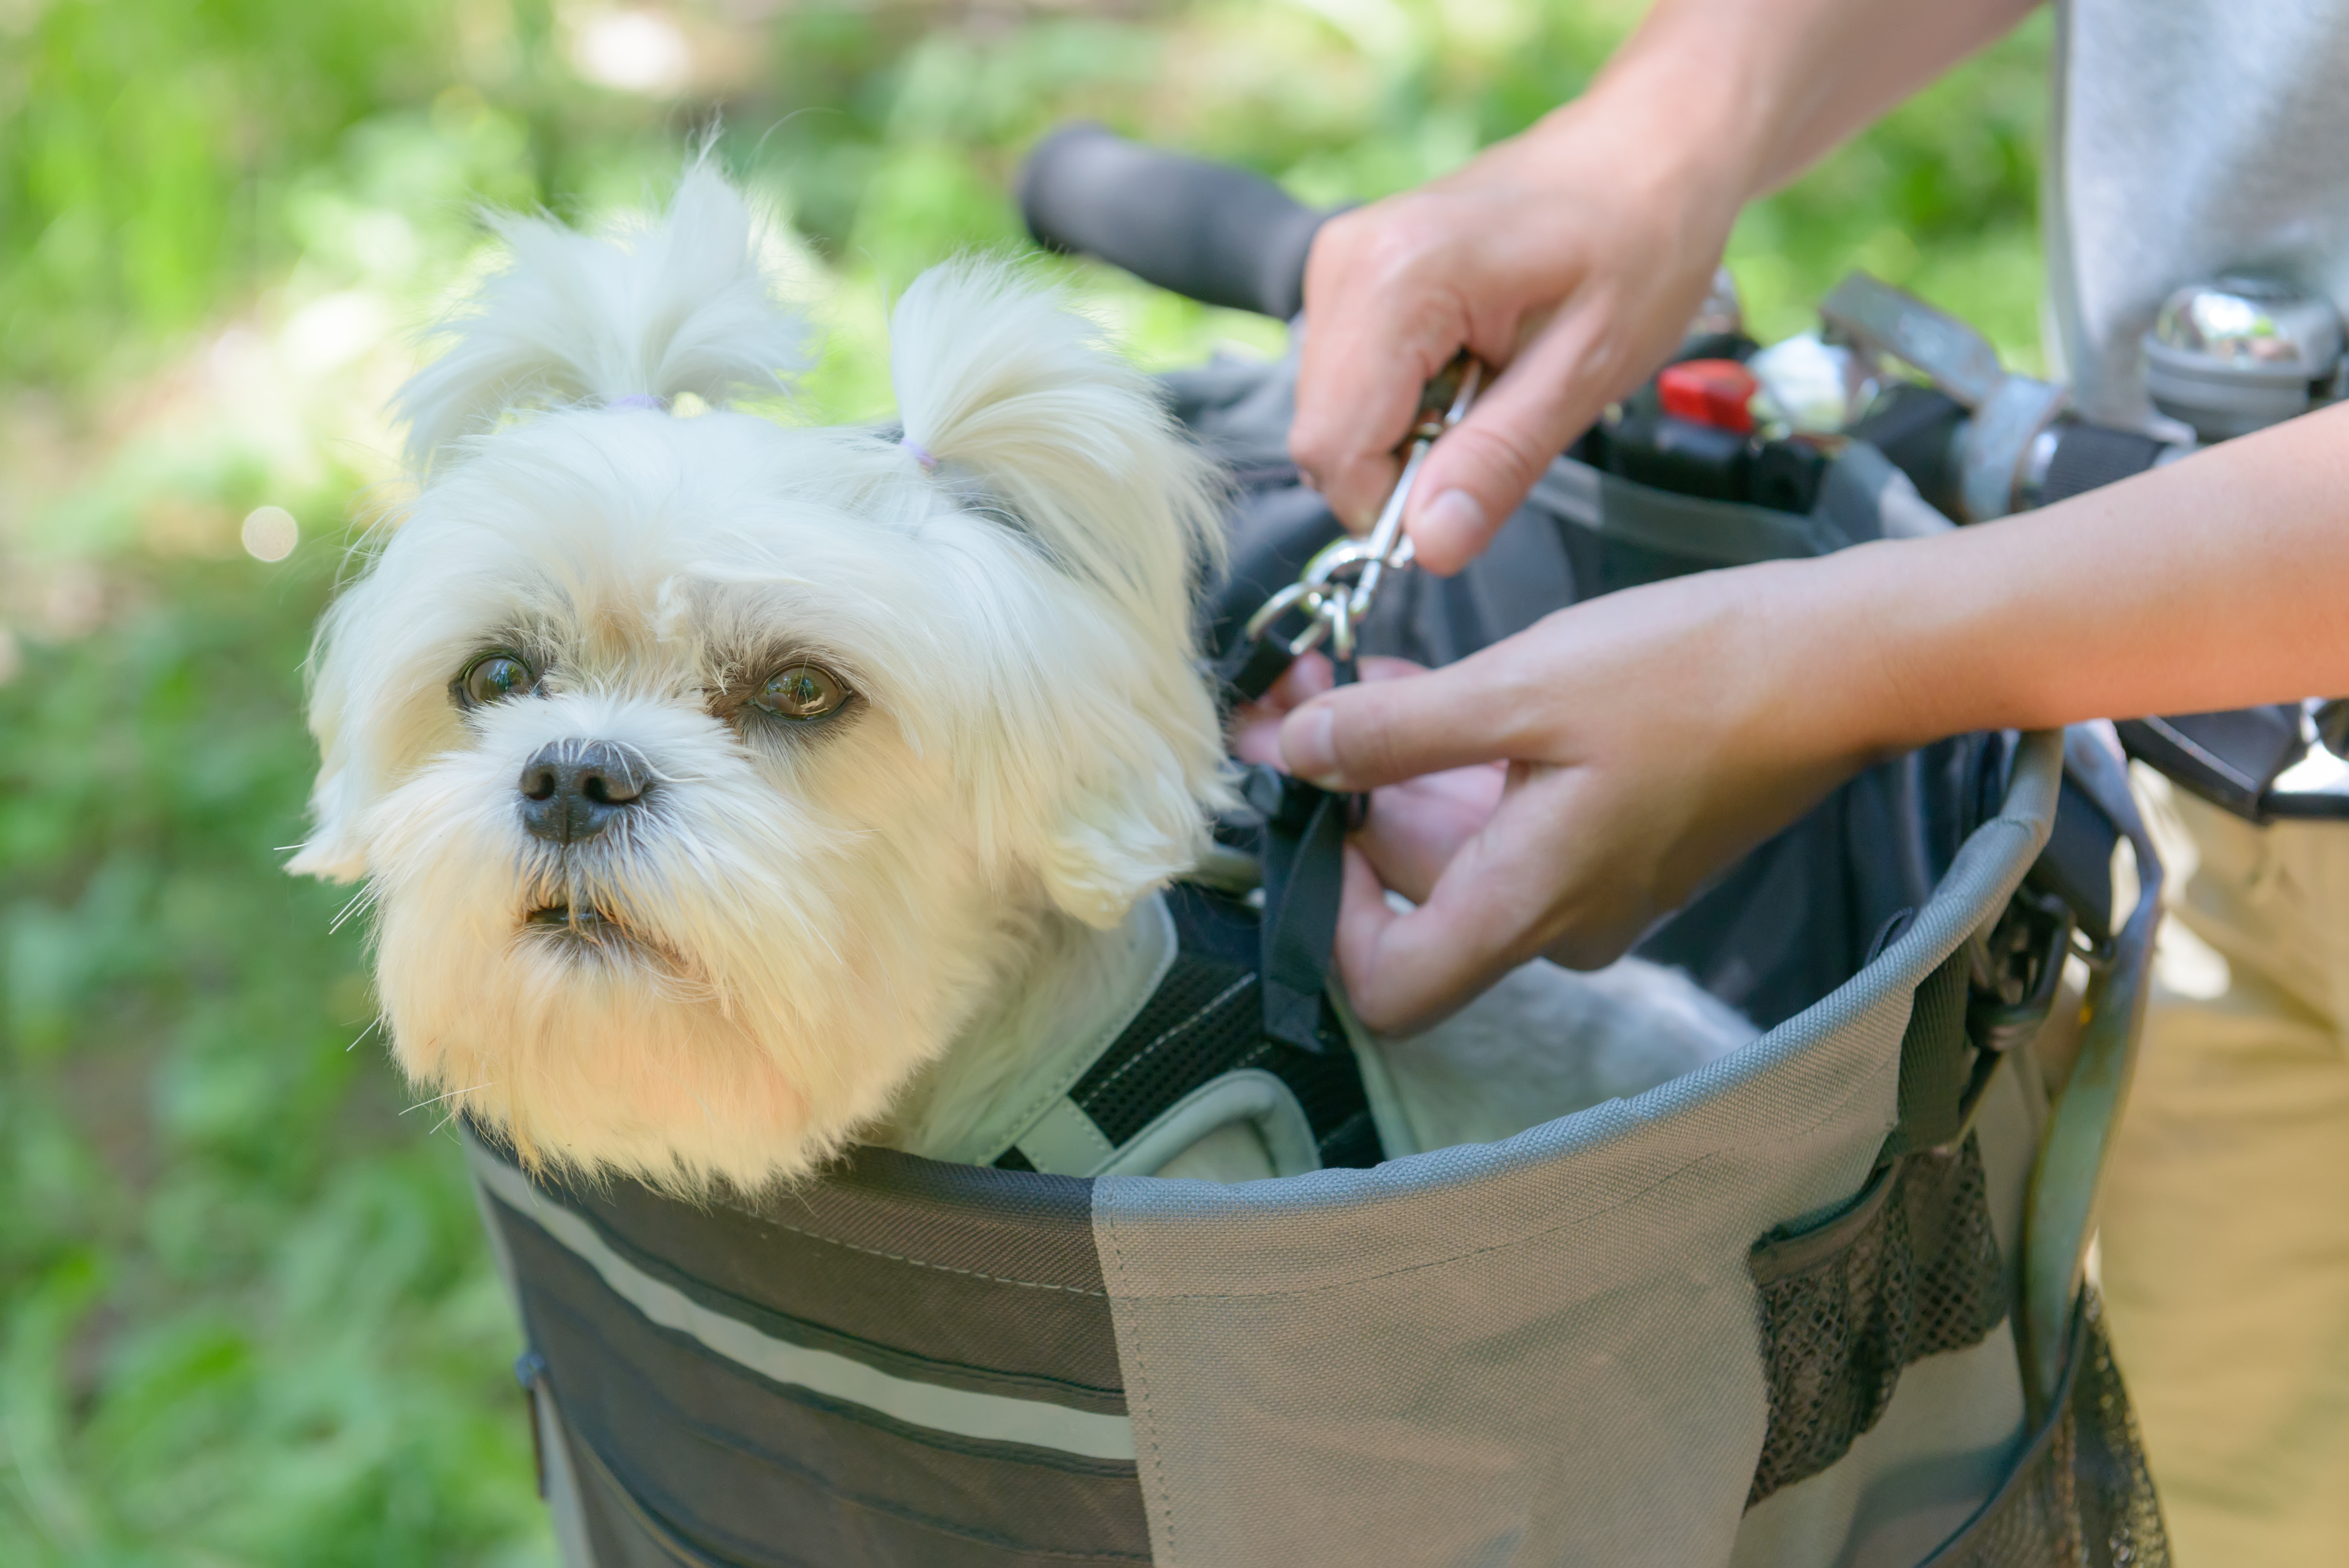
1405 312 1624 575
1279 662 1513 791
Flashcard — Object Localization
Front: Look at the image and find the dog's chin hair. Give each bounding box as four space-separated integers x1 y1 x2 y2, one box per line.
510 921 712 1006
509 861 712 1001
374 876 1027 1196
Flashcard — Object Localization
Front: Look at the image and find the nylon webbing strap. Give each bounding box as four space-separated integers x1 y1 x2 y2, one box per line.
1212 632 1301 705
1883 945 1973 1161
1249 768 1352 1052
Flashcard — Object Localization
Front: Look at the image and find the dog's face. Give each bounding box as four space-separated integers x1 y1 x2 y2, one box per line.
295 231 1226 1191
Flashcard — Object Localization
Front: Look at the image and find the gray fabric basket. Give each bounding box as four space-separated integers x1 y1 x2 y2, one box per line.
462 355 2170 1566
468 728 2167 1568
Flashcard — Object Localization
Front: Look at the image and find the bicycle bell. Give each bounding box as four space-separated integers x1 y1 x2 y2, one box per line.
2143 275 2345 441
1747 332 1880 434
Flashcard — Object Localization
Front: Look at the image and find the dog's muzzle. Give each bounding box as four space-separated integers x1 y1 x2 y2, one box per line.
518 740 651 845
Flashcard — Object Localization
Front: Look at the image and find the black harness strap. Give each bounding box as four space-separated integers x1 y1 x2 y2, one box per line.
994 880 1383 1174
1247 768 1357 1053
1212 630 1306 706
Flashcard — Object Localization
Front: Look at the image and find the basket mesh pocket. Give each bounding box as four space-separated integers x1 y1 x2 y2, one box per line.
1922 1290 2170 1568
1747 1133 2008 1506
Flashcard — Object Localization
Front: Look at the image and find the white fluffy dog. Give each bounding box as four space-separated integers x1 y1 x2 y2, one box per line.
292 168 1751 1192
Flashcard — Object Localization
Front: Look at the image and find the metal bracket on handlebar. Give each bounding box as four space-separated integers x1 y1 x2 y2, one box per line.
1245 352 1484 666
1960 376 2071 524
1822 271 2068 522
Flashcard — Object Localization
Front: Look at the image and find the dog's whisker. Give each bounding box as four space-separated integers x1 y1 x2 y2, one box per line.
328 883 380 935
402 1080 495 1116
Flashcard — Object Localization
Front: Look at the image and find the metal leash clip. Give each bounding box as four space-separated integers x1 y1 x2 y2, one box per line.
1244 351 1486 667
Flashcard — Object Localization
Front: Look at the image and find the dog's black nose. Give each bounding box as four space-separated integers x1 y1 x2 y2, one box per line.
518 740 650 845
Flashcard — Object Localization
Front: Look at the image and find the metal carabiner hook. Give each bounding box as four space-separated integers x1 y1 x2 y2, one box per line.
1243 351 1487 674
1351 352 1483 623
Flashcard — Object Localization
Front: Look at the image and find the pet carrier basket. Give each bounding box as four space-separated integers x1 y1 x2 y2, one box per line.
459 132 2171 1568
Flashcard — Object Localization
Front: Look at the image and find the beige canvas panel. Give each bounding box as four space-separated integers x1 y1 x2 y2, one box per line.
1091 733 2060 1568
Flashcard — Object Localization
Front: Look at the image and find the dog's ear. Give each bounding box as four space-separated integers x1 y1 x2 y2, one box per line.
285 593 371 882
284 772 366 882
889 260 1231 927
395 160 809 473
889 260 1224 644
1030 742 1225 928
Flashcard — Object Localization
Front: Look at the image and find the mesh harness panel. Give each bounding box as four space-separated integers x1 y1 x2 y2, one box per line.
994 882 1382 1175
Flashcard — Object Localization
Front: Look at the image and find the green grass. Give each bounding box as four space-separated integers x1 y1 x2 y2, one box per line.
0 2 2050 1560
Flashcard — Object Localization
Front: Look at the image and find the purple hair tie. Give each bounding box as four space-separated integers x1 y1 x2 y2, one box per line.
900 435 940 472
608 392 665 412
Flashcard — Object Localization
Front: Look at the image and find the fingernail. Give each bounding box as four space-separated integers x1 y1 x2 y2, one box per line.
1283 705 1342 787
1418 489 1485 552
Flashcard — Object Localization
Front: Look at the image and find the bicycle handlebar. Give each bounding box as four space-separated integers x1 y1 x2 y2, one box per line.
1017 122 1328 319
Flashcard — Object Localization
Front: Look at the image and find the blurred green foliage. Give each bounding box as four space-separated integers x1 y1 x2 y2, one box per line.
0 0 2050 1560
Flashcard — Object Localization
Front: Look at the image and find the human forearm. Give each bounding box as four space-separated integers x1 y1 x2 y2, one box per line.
1280 402 2349 1028
1555 0 2042 210
1791 401 2349 756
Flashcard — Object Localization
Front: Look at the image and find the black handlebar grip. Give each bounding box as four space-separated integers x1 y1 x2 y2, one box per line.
2035 421 2168 506
1017 122 1328 319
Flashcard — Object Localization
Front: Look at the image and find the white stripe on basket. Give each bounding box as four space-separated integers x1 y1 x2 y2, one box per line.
467 1142 1137 1463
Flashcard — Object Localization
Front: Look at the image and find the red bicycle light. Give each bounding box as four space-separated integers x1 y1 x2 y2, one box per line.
1658 359 1759 435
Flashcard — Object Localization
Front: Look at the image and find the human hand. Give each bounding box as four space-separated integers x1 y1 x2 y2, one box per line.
1287 91 1751 574
1284 0 2054 572
1232 654 1507 902
1276 560 1893 1034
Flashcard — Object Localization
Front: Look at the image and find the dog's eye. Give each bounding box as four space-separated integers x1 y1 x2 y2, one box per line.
753 664 849 721
456 651 539 709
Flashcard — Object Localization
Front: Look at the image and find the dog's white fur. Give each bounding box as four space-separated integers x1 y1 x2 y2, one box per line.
295 169 1750 1193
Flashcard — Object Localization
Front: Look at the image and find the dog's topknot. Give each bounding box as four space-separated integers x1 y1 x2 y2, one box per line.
887 260 1224 658
395 161 808 472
